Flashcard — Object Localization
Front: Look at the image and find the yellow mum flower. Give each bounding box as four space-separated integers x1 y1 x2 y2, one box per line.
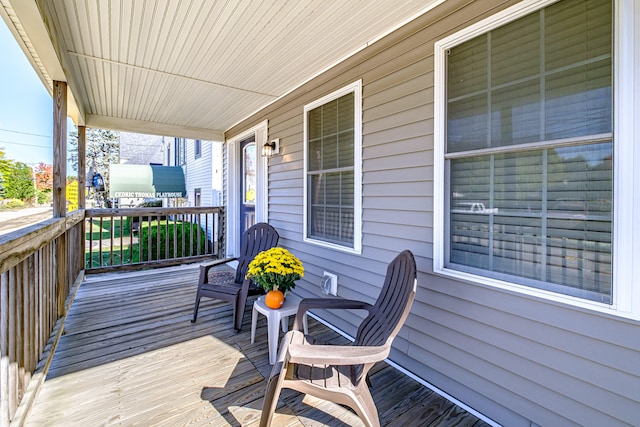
246 247 304 293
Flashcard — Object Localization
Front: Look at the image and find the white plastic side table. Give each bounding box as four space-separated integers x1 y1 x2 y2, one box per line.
251 293 308 364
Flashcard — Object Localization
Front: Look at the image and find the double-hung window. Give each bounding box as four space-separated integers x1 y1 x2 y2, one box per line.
434 0 640 313
304 81 362 253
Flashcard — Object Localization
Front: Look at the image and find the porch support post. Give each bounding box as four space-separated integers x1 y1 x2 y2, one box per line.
78 126 86 274
78 126 86 210
53 80 67 315
52 80 67 218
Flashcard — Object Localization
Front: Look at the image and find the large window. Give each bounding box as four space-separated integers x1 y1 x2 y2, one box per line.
304 81 362 252
437 0 615 303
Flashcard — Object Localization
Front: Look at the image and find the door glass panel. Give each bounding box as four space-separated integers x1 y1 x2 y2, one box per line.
243 144 256 204
241 139 256 233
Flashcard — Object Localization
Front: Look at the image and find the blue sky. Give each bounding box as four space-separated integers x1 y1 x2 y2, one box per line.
0 18 76 172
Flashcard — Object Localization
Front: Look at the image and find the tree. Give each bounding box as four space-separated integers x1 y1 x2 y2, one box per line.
0 149 8 199
0 170 6 199
68 127 120 207
4 162 35 202
34 162 53 191
0 149 35 202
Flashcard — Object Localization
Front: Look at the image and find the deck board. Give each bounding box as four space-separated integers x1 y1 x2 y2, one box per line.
25 264 491 427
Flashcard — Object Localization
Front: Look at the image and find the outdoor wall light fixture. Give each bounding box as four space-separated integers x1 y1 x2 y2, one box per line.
262 138 280 157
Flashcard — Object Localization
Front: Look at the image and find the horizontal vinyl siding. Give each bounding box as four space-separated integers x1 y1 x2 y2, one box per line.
227 0 640 425
407 274 640 426
185 140 212 206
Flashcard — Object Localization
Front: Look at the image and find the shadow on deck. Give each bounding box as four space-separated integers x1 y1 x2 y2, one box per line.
25 264 490 427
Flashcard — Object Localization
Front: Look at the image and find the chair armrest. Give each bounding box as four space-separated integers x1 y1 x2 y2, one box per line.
293 298 374 331
287 342 389 366
200 257 238 271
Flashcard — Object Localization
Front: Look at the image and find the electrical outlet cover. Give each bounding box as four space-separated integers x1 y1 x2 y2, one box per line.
321 272 337 296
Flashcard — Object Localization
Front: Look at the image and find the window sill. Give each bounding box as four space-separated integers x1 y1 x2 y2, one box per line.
434 266 639 321
303 236 361 255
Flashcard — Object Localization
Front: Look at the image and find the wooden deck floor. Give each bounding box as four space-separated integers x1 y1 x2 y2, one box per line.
25 265 490 427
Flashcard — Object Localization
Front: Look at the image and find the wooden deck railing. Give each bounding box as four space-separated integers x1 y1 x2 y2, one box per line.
0 210 85 426
0 206 225 425
84 207 224 273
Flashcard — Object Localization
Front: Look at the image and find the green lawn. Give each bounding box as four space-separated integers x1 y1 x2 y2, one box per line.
85 246 134 268
85 218 132 240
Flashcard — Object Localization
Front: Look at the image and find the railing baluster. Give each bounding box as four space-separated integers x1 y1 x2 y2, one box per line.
130 216 135 264
218 211 223 256
164 216 169 260
98 217 104 267
155 215 161 261
120 216 124 265
0 270 9 427
109 217 114 266
8 267 17 420
147 215 152 262
26 257 35 381
181 215 186 258
190 214 194 257
16 263 24 403
197 213 202 255
172 215 177 259
134 216 138 264
204 213 210 255
88 217 93 269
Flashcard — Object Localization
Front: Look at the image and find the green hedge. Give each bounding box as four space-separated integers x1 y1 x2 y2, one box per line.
133 220 208 262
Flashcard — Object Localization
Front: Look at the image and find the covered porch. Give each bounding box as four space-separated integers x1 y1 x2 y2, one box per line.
23 264 488 427
7 0 639 425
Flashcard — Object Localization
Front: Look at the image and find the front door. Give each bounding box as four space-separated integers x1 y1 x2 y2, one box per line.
227 120 268 257
240 136 256 234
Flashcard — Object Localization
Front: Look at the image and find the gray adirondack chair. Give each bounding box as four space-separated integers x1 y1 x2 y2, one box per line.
259 249 417 427
191 222 279 331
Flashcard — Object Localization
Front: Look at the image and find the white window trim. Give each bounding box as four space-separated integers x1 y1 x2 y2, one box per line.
303 80 363 254
226 120 269 257
434 0 640 320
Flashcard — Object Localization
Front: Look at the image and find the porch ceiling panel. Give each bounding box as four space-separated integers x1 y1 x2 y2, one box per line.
22 0 443 137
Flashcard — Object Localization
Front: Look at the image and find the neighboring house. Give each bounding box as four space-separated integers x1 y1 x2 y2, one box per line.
164 137 224 208
165 137 224 246
224 1 639 426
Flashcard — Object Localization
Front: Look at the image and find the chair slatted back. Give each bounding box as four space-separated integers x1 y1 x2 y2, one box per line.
355 250 416 348
234 223 280 284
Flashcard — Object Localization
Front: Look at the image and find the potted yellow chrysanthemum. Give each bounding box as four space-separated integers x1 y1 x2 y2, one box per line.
246 247 304 309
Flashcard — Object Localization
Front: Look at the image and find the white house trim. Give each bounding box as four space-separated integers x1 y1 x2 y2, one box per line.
302 80 363 254
226 120 269 257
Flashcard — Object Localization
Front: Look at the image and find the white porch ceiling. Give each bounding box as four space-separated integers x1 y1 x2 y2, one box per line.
3 0 442 140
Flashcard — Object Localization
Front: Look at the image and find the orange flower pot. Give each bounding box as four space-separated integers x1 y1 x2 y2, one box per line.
265 290 285 309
